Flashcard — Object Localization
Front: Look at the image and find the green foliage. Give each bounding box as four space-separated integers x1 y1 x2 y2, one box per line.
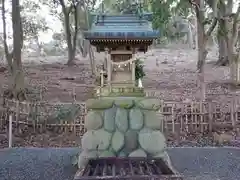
53 104 80 123
21 1 49 40
135 58 145 80
202 18 213 25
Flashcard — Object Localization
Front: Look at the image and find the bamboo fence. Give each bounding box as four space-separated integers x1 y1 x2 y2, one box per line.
1 98 240 137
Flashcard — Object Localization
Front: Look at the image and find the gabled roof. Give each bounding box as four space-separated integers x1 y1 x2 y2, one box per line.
84 13 159 40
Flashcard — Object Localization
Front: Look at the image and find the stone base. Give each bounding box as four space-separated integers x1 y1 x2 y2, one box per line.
78 97 172 170
94 86 145 97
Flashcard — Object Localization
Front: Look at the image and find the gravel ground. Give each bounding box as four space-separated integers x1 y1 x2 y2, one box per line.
0 147 239 180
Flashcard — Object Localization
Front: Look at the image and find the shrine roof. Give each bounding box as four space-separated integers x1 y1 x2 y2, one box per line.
84 13 159 40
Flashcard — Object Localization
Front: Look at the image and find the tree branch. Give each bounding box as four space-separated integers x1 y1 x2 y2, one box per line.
72 0 79 55
1 0 13 70
232 3 240 44
206 17 217 36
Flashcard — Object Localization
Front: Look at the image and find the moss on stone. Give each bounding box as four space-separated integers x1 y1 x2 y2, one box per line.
104 107 116 132
143 110 161 130
124 130 138 151
136 99 161 111
118 151 127 157
85 111 103 130
115 108 129 133
138 128 166 155
81 130 99 151
95 129 112 150
129 149 147 157
86 98 114 109
114 99 134 109
129 108 144 130
111 131 125 153
99 150 116 157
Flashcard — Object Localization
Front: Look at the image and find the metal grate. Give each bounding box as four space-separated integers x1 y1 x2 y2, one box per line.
74 157 184 180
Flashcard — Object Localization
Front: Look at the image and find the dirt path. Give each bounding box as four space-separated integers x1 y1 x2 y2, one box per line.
1 47 234 103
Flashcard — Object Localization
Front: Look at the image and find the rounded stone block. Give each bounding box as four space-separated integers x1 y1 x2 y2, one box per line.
78 150 97 169
81 130 98 150
118 151 127 157
136 99 161 111
144 110 161 130
115 108 128 133
86 98 114 109
104 107 116 132
124 130 138 151
85 111 103 130
138 128 166 154
129 149 147 157
111 131 124 153
114 99 134 109
99 150 116 157
129 108 143 130
95 129 112 150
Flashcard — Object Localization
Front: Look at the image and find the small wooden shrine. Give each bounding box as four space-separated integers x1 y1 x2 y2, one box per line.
76 4 183 180
84 4 159 96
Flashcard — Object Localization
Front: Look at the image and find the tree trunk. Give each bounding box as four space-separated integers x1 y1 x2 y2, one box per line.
64 14 75 66
34 35 41 56
1 0 12 66
196 0 207 101
89 45 96 75
67 4 79 66
8 60 26 101
83 0 96 75
10 0 26 100
216 23 228 66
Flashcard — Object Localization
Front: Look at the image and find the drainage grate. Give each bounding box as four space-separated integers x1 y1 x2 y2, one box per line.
74 157 184 180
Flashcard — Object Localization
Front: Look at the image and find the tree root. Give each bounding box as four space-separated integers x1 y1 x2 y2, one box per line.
3 88 27 101
215 56 229 66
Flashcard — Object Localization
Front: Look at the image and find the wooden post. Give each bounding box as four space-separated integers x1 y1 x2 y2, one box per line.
132 49 136 85
100 70 104 87
208 102 213 132
9 115 12 148
105 48 111 86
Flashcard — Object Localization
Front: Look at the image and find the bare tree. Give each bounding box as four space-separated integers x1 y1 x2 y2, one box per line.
57 0 80 65
1 0 26 100
190 0 218 101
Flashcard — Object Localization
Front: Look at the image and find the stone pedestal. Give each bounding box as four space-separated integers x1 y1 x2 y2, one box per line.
78 97 173 170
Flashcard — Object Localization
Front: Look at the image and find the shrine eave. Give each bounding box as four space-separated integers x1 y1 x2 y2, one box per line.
83 31 160 40
89 39 153 47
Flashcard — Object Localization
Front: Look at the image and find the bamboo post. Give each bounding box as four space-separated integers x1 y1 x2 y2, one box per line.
231 98 236 130
64 121 67 133
73 115 76 135
208 102 213 132
16 101 19 133
171 104 175 133
160 100 164 133
184 103 188 132
190 101 194 132
72 88 76 102
40 84 43 100
8 114 12 148
200 101 203 133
